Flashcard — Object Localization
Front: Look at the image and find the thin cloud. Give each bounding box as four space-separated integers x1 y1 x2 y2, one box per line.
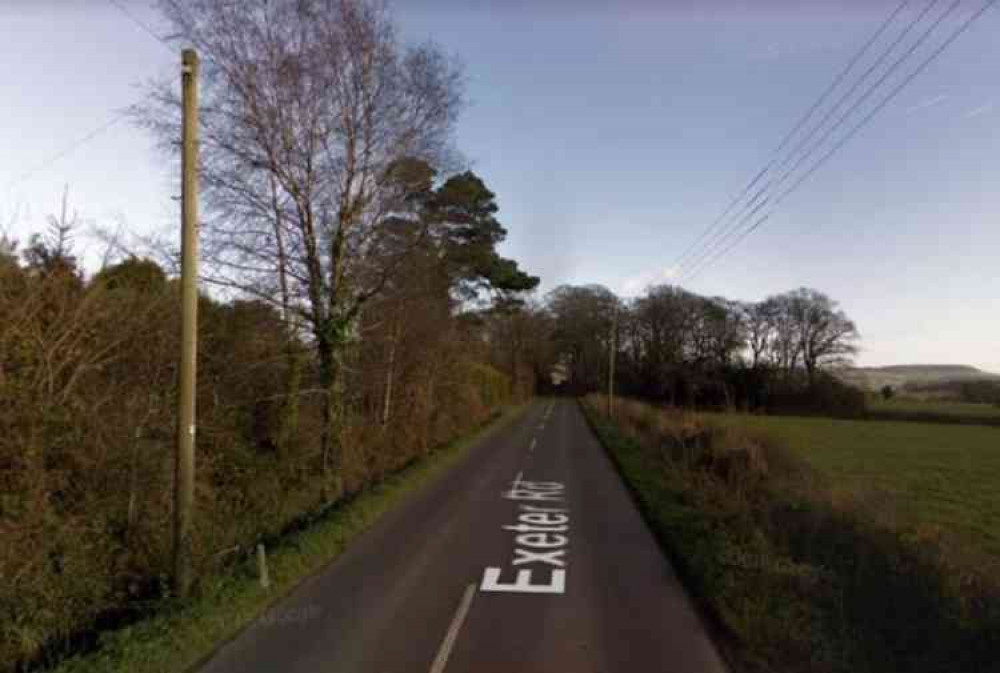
964 101 995 119
753 39 845 62
620 265 679 297
905 94 948 115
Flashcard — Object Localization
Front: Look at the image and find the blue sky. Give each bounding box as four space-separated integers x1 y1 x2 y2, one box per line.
2 1 998 371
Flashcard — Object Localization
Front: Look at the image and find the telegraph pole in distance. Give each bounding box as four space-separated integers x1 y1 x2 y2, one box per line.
174 47 199 598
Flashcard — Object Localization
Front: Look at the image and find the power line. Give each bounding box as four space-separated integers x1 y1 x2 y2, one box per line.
770 0 916 162
3 58 176 192
766 0 959 210
765 0 940 192
3 114 129 191
679 0 956 281
671 0 911 273
107 0 174 52
4 0 180 194
671 162 771 270
681 0 998 283
677 0 936 281
677 0 957 281
681 0 972 283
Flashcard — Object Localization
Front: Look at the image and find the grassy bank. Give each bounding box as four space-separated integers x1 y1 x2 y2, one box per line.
31 404 526 673
868 398 1000 427
581 395 1000 673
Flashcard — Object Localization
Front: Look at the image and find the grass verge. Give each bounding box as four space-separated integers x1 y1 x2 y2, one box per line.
580 395 1000 673
40 403 527 673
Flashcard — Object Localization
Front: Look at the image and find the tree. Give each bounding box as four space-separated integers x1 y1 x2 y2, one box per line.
0 234 19 281
143 0 464 494
691 296 746 369
742 300 777 370
480 296 552 397
765 295 801 377
429 171 539 303
631 285 697 402
23 185 80 284
544 282 861 413
783 288 859 386
881 384 895 401
351 165 538 425
545 285 619 392
92 257 168 294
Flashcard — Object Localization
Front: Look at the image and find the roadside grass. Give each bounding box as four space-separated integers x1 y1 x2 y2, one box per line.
581 395 1000 673
868 398 1000 426
707 412 1000 558
40 404 527 673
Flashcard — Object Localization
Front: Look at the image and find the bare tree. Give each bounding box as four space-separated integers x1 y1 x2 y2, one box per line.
764 295 802 377
742 300 775 370
785 288 859 386
139 0 463 495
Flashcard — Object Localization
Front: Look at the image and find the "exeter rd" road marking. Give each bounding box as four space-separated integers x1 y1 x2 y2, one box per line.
480 477 569 594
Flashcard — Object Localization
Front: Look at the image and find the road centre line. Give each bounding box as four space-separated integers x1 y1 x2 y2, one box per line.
428 583 477 673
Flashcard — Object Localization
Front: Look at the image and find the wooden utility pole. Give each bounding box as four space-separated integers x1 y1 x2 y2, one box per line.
174 48 199 598
608 306 617 417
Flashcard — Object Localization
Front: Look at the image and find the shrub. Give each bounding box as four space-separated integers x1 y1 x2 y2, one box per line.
1 254 520 672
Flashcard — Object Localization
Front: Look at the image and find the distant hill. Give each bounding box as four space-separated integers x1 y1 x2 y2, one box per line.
838 365 1000 392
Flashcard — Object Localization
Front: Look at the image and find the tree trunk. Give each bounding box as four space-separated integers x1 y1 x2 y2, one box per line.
381 320 399 426
317 327 344 501
269 173 300 459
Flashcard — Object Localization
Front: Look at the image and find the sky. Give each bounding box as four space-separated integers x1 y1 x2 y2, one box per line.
2 0 998 372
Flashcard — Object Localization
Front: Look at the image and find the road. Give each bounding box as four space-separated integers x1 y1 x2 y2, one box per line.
198 399 728 673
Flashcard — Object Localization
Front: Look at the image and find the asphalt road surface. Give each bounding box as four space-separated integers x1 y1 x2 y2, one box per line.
198 399 728 673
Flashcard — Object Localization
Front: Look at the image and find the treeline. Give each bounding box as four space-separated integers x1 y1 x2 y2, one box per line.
902 379 1000 405
0 1 543 669
545 283 864 415
0 205 534 670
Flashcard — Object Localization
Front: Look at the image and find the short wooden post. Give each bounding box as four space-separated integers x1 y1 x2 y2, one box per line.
256 543 270 589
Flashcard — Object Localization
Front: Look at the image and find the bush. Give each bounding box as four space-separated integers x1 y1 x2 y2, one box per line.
767 372 868 419
1 255 520 672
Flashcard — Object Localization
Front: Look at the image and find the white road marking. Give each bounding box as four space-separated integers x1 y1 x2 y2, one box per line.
529 438 537 452
428 583 477 673
487 478 569 594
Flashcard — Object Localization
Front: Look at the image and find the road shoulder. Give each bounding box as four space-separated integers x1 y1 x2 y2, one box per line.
577 399 737 673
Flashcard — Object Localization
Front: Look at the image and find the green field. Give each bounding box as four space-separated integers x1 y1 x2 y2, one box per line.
710 413 1000 557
